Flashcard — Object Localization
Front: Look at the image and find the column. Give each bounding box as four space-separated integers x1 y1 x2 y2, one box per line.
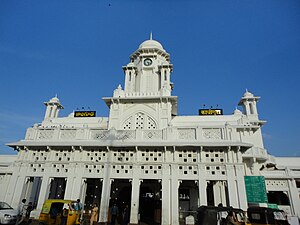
198 165 207 206
170 166 179 225
220 181 227 206
161 165 171 225
0 174 10 201
35 176 51 216
66 162 85 200
11 175 27 209
4 171 20 205
288 179 300 217
99 166 112 224
64 176 75 200
129 177 141 225
235 165 247 210
79 179 88 206
226 165 239 208
213 181 221 206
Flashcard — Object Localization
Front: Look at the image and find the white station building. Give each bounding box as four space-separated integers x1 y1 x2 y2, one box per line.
0 37 299 225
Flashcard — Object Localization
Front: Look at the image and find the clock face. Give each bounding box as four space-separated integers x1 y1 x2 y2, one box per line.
144 58 152 66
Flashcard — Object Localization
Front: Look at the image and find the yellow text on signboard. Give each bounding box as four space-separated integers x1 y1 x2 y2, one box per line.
74 111 96 117
199 109 223 116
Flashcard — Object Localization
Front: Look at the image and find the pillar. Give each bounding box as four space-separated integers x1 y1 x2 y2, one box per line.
226 165 239 208
64 176 75 200
34 176 51 217
170 169 179 225
99 165 112 225
161 164 171 225
235 165 247 210
198 165 207 206
288 179 300 217
11 175 27 209
129 177 141 225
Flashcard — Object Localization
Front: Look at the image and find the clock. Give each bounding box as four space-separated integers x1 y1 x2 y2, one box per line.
144 58 152 66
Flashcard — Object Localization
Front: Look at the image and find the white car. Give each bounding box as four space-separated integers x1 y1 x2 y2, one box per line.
0 202 17 224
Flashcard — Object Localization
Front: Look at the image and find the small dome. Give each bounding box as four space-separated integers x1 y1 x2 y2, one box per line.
233 108 242 115
243 90 254 98
127 62 134 67
49 96 60 103
139 39 164 51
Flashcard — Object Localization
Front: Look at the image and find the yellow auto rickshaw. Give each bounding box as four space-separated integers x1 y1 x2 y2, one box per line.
39 199 81 225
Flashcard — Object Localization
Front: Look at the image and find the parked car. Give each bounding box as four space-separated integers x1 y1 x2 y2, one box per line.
0 202 18 224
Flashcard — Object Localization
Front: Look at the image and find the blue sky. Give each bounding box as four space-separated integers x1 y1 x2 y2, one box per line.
0 0 299 156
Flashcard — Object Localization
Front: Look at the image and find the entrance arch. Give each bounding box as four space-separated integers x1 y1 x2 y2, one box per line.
110 179 132 225
178 180 199 225
139 180 162 225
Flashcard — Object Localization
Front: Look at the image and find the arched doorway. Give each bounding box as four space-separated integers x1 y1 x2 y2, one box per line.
139 180 162 225
110 179 132 225
178 180 199 225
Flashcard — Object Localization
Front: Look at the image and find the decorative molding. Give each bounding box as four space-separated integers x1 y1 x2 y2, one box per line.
60 130 76 139
38 130 54 140
178 128 196 140
203 128 222 140
143 130 162 140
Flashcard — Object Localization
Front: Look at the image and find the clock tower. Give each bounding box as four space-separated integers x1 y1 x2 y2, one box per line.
103 36 178 130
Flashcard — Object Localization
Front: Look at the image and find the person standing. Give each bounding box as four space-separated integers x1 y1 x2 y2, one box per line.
226 211 239 225
122 205 130 225
75 199 83 222
75 199 83 211
61 207 68 225
90 203 98 225
25 202 33 221
110 204 119 225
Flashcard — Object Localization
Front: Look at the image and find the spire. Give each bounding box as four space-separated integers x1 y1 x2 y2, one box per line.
43 96 64 120
150 32 153 40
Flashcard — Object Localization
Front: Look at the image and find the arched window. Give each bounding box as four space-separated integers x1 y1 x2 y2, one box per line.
249 102 254 114
267 191 290 205
122 113 157 130
49 107 53 117
164 70 167 81
129 72 131 81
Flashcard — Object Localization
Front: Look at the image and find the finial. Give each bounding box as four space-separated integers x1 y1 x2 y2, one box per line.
55 94 58 98
150 32 152 40
245 88 248 92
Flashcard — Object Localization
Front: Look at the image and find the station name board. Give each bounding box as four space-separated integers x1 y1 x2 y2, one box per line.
74 111 96 117
199 109 223 116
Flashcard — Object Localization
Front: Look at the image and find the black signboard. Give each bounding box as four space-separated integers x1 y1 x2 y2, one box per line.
199 109 223 116
74 111 96 117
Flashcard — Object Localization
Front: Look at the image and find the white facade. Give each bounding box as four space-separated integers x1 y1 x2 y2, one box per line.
0 37 299 225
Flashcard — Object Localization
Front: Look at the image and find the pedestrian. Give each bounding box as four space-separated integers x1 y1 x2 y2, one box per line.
25 202 33 221
122 205 130 225
90 203 99 225
74 199 83 222
226 211 239 225
61 207 68 225
16 199 26 225
74 199 83 211
110 204 119 225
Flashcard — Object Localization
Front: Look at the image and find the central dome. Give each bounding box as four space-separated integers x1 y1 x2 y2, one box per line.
139 39 164 51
